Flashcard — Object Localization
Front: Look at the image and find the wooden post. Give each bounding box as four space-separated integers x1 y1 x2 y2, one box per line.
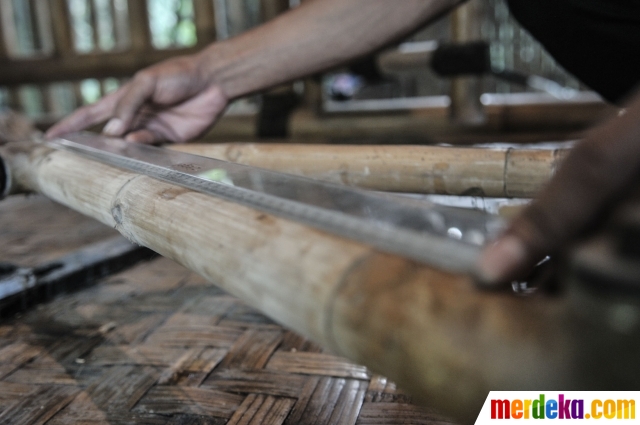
0 0 18 58
2 140 639 422
260 0 289 22
49 0 75 57
193 0 216 44
127 0 152 51
450 0 485 125
0 3 7 62
172 143 569 198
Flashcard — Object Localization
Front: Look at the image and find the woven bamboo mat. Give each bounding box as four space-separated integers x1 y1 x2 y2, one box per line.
0 196 118 267
0 196 454 425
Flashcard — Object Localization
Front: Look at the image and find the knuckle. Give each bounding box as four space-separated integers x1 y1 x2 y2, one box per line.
133 70 155 87
84 104 101 121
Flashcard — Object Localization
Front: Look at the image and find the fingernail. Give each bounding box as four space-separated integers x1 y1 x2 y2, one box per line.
103 118 124 136
475 235 527 287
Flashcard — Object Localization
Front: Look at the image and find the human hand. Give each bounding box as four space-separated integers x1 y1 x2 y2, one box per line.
476 91 640 286
45 54 228 144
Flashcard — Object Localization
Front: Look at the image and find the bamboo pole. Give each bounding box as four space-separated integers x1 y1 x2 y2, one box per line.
1 140 638 422
172 143 570 198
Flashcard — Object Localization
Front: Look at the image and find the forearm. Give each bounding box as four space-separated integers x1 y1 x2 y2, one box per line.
197 0 463 99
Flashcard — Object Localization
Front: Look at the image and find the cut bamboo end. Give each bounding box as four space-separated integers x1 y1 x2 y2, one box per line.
172 143 569 198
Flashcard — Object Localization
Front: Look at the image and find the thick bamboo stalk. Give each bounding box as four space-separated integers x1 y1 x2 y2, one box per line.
1 141 637 422
172 143 569 198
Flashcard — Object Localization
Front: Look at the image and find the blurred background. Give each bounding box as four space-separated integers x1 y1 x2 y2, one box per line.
0 0 610 144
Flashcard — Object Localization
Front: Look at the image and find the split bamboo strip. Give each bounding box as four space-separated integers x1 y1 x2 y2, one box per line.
172 143 570 198
0 141 635 422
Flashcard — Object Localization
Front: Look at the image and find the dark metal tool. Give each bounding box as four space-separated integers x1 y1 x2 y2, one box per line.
0 236 155 317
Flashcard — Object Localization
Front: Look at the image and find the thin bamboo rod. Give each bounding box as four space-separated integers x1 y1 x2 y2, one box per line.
1 140 637 422
172 143 569 198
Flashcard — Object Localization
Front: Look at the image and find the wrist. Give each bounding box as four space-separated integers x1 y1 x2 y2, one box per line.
194 41 248 101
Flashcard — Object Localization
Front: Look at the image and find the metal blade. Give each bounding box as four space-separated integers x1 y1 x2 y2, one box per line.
48 132 504 273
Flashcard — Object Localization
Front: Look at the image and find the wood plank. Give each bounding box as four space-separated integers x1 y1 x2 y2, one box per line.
266 351 369 380
0 46 204 86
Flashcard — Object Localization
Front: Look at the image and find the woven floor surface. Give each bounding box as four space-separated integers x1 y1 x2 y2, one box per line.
0 196 454 425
